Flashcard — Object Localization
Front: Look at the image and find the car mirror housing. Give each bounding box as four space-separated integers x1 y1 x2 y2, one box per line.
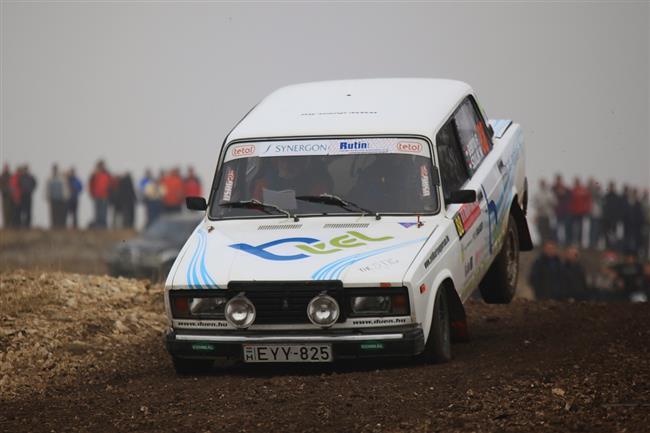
186 196 208 211
447 189 477 204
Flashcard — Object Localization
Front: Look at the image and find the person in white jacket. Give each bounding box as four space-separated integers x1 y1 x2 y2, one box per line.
45 164 70 229
533 178 557 243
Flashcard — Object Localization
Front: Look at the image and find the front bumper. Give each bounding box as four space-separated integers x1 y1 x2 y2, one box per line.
166 325 425 361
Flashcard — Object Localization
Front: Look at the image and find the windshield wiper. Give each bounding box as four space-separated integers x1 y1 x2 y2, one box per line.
296 194 381 220
220 199 298 221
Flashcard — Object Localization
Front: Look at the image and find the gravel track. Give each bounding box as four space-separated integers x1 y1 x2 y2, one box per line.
1 270 648 433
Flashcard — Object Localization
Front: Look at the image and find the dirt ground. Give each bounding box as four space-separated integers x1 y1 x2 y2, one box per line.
0 231 647 432
0 267 648 433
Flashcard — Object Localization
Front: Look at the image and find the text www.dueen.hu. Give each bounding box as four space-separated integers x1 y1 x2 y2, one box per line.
351 317 408 326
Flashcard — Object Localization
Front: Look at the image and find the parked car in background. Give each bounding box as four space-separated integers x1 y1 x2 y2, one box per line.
163 78 533 374
108 214 201 281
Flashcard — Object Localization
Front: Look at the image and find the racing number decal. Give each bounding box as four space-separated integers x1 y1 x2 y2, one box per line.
453 202 480 239
453 214 465 238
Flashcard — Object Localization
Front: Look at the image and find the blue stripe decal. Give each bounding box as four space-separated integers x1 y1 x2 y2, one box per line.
193 229 206 288
311 237 427 280
185 228 218 289
198 230 218 287
186 230 202 289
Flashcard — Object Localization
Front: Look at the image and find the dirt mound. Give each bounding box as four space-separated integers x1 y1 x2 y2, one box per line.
0 270 165 399
1 270 648 432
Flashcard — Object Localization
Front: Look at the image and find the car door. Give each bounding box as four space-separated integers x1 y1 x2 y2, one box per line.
452 97 506 282
437 96 499 297
435 113 483 299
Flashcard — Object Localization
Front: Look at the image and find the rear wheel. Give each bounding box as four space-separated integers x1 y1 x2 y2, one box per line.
479 214 519 304
171 356 214 375
421 288 452 363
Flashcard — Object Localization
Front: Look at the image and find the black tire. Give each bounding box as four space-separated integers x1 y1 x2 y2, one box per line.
171 356 214 375
479 214 519 304
421 288 452 363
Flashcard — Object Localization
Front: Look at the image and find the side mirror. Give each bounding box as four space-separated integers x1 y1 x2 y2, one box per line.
447 189 477 204
186 196 207 211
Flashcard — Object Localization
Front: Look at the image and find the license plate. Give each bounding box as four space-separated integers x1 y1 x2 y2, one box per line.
242 344 332 363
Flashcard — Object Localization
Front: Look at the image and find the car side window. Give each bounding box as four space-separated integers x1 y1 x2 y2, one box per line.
454 97 492 175
436 120 469 201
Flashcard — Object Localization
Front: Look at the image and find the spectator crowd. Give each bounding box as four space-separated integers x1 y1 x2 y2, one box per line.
531 174 650 302
1 160 203 230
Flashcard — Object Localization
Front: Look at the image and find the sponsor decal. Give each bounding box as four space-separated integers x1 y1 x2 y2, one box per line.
424 236 450 269
231 144 256 158
463 135 484 173
481 184 498 255
358 257 399 273
222 168 235 202
351 317 408 326
173 320 228 328
420 165 431 197
474 244 487 269
192 343 215 352
464 256 474 276
263 143 329 155
453 202 481 239
398 222 418 228
229 231 393 261
227 138 430 160
471 221 484 243
360 342 384 350
312 237 428 280
397 142 423 153
476 121 491 154
339 141 369 150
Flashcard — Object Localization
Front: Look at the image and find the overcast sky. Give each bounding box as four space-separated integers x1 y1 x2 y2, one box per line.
1 1 649 228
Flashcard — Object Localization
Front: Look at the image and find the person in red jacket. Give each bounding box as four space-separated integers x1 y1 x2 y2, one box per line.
183 167 202 199
9 169 22 227
569 177 592 247
89 160 111 228
161 168 184 213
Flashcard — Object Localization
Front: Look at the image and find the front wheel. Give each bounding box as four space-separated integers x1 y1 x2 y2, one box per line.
479 214 520 304
421 288 452 363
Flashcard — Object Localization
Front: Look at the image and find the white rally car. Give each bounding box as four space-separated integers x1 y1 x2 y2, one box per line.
164 79 532 373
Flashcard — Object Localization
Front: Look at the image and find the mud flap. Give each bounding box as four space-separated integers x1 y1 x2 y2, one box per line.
511 201 533 251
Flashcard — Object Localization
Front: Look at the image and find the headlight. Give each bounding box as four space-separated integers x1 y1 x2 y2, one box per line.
349 293 409 316
170 294 227 319
190 297 227 317
351 296 391 314
307 294 340 328
225 295 256 329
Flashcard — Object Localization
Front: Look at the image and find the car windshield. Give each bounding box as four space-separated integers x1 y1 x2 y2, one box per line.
143 218 199 243
210 138 438 219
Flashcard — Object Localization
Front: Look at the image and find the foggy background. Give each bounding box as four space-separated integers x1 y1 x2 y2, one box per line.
1 1 649 229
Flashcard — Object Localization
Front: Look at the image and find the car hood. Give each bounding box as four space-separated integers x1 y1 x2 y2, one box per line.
169 217 440 289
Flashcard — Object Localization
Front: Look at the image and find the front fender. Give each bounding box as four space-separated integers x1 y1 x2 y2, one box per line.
421 270 456 342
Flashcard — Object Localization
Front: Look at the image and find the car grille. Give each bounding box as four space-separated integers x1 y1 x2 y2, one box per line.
227 281 344 325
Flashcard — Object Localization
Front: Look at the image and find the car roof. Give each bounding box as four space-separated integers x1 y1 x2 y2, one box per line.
227 78 472 143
